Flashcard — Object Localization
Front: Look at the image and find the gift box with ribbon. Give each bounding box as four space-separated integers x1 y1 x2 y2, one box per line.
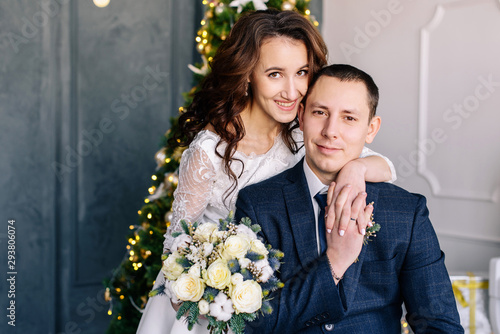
451 272 492 334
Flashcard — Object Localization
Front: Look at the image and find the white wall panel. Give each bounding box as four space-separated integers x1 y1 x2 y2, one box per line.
323 0 500 273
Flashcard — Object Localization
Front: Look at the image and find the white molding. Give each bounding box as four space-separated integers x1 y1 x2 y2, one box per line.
418 0 499 203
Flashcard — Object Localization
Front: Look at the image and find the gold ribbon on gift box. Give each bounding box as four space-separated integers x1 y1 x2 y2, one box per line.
451 272 489 334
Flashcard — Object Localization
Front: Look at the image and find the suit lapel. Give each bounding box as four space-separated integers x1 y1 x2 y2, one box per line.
283 160 319 268
339 183 380 306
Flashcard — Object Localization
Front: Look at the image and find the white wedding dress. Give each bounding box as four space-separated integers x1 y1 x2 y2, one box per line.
136 129 396 334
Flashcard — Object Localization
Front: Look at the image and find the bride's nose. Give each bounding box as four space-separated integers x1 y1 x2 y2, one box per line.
281 78 300 100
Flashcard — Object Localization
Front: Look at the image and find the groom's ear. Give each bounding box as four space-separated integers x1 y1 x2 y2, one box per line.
298 103 305 131
365 116 381 144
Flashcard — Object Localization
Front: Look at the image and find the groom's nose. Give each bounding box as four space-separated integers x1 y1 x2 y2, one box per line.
321 116 339 139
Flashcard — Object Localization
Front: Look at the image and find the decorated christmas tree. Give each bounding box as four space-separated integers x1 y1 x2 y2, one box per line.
103 1 317 333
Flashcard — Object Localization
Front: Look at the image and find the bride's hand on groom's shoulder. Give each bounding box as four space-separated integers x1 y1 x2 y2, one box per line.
325 165 370 238
325 196 372 278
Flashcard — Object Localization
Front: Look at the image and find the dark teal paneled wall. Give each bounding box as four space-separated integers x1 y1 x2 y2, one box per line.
0 1 200 332
0 1 321 332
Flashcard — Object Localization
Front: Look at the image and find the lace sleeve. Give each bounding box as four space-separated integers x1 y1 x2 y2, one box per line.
163 145 216 251
360 146 397 183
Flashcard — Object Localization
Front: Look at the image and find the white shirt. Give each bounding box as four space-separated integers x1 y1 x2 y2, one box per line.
303 159 329 256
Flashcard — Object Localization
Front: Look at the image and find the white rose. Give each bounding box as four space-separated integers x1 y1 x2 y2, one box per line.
236 224 257 240
172 273 205 302
238 258 251 269
203 242 214 257
205 259 232 290
198 299 210 315
223 235 250 259
231 273 244 286
171 234 192 252
231 280 262 314
250 239 268 256
194 222 218 243
161 252 185 280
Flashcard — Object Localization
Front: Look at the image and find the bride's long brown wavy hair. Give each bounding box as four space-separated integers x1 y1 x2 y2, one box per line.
170 9 328 199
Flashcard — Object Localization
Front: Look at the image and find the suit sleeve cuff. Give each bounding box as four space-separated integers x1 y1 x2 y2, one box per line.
303 255 347 328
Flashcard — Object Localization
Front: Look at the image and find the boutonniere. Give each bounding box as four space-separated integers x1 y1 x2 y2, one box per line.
354 202 380 263
363 202 380 245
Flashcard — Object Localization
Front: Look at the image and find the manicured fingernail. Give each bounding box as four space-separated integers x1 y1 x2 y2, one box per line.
361 192 367 196
346 184 352 188
327 229 332 234
368 222 373 227
361 229 366 235
339 230 345 236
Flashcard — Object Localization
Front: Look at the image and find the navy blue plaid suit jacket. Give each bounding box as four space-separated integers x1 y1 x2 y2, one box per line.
235 159 463 334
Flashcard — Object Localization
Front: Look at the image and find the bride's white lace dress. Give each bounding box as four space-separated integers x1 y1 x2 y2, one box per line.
136 129 395 334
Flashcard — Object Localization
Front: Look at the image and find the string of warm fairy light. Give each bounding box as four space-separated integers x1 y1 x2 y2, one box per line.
401 319 410 333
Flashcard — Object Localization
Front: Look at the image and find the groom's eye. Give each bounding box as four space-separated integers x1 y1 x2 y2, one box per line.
297 70 308 77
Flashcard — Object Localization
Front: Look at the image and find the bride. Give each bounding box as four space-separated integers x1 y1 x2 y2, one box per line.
137 9 395 334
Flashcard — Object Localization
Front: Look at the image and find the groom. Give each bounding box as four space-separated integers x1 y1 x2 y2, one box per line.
235 64 463 333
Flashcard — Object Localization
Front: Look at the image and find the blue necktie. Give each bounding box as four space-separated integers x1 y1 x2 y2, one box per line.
314 192 328 254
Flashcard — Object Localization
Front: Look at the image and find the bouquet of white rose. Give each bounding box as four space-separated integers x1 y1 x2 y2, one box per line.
150 212 284 334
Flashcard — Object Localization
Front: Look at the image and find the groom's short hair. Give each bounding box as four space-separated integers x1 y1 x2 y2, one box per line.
302 64 380 121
